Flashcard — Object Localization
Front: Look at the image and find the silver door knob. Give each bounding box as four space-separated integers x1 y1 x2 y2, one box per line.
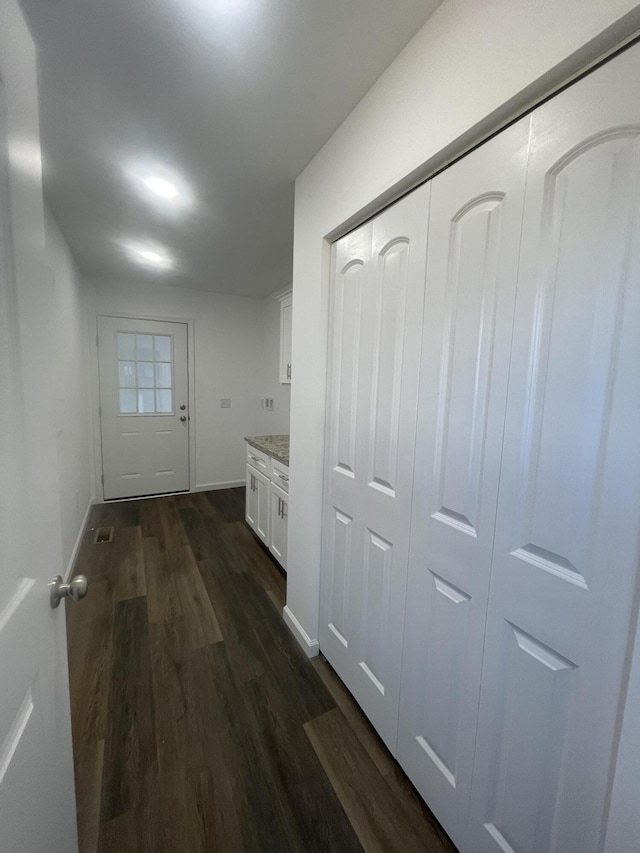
179 415 187 422
49 574 88 608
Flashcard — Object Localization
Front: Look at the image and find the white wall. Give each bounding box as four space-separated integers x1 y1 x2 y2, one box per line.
286 0 640 845
84 277 284 493
257 287 291 435
44 206 93 575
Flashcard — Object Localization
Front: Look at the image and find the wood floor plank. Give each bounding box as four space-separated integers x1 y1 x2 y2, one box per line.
188 490 218 516
204 486 246 522
305 708 457 853
184 643 268 852
173 544 223 648
312 655 397 778
226 519 287 603
91 501 140 529
101 596 156 822
74 739 104 853
180 505 243 570
66 578 116 749
113 526 146 601
197 555 266 683
242 674 364 853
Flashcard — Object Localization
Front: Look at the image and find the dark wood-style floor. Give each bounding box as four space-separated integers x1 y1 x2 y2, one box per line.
66 488 457 853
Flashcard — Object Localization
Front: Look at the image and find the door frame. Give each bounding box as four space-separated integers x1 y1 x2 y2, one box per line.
90 312 196 502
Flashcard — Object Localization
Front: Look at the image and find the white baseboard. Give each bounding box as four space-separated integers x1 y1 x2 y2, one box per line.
64 498 94 582
283 606 320 658
194 480 245 492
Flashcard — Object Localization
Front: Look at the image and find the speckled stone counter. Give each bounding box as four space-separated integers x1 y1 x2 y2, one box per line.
245 434 289 466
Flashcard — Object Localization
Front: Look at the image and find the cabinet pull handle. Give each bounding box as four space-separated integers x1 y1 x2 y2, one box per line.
277 472 289 482
287 363 291 380
250 454 260 463
277 497 282 517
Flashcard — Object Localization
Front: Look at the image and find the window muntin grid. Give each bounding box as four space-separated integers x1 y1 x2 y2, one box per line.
117 333 173 414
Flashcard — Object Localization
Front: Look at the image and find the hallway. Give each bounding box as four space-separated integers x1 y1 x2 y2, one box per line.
66 489 456 853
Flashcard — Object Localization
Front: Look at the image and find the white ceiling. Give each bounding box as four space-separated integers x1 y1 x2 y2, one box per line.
20 0 442 296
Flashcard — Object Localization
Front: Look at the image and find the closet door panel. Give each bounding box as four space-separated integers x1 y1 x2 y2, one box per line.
398 118 531 851
468 45 640 853
320 184 430 752
321 222 371 683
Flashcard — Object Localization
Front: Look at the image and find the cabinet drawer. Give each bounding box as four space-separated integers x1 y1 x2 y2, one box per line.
270 458 289 492
246 443 269 472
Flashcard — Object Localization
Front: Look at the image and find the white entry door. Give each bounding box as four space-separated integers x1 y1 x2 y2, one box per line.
467 44 640 853
97 316 190 499
397 117 530 852
320 183 430 751
0 1 78 850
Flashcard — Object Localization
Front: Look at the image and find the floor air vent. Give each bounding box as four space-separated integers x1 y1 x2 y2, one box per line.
94 526 114 544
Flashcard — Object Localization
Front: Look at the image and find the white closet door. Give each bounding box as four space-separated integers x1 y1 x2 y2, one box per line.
468 45 640 853
320 183 430 751
397 118 531 850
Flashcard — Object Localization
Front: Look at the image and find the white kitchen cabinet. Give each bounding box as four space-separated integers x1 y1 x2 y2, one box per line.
279 290 292 383
245 440 289 569
245 463 270 546
269 481 288 569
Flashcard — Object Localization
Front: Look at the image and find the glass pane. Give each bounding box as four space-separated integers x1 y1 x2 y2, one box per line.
137 389 155 413
136 334 154 361
117 332 135 360
156 389 173 413
155 362 172 388
119 389 136 414
137 362 155 388
154 335 171 362
118 361 136 388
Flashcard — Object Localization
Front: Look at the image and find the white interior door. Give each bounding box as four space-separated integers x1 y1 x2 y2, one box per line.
98 316 190 500
467 44 640 853
320 183 430 751
397 117 531 851
0 3 78 850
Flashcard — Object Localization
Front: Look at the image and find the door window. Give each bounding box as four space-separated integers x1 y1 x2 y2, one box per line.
117 332 173 414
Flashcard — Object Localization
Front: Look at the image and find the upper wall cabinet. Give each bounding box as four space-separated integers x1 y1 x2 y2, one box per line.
279 290 292 383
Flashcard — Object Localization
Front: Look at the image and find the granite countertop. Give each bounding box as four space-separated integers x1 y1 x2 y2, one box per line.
245 434 290 466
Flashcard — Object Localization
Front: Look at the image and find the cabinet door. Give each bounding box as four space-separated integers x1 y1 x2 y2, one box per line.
398 117 530 851
279 294 292 383
468 45 640 853
320 182 430 751
245 463 259 532
254 467 270 545
269 481 288 569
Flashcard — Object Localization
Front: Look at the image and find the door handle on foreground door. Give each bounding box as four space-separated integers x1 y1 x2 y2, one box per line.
49 575 88 608
179 415 187 422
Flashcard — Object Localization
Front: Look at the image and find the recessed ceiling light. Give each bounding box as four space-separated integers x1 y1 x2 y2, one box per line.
143 176 179 199
123 161 194 211
126 243 174 270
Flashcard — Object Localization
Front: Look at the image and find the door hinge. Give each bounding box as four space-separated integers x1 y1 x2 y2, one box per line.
96 335 99 348
98 406 102 418
101 473 104 485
